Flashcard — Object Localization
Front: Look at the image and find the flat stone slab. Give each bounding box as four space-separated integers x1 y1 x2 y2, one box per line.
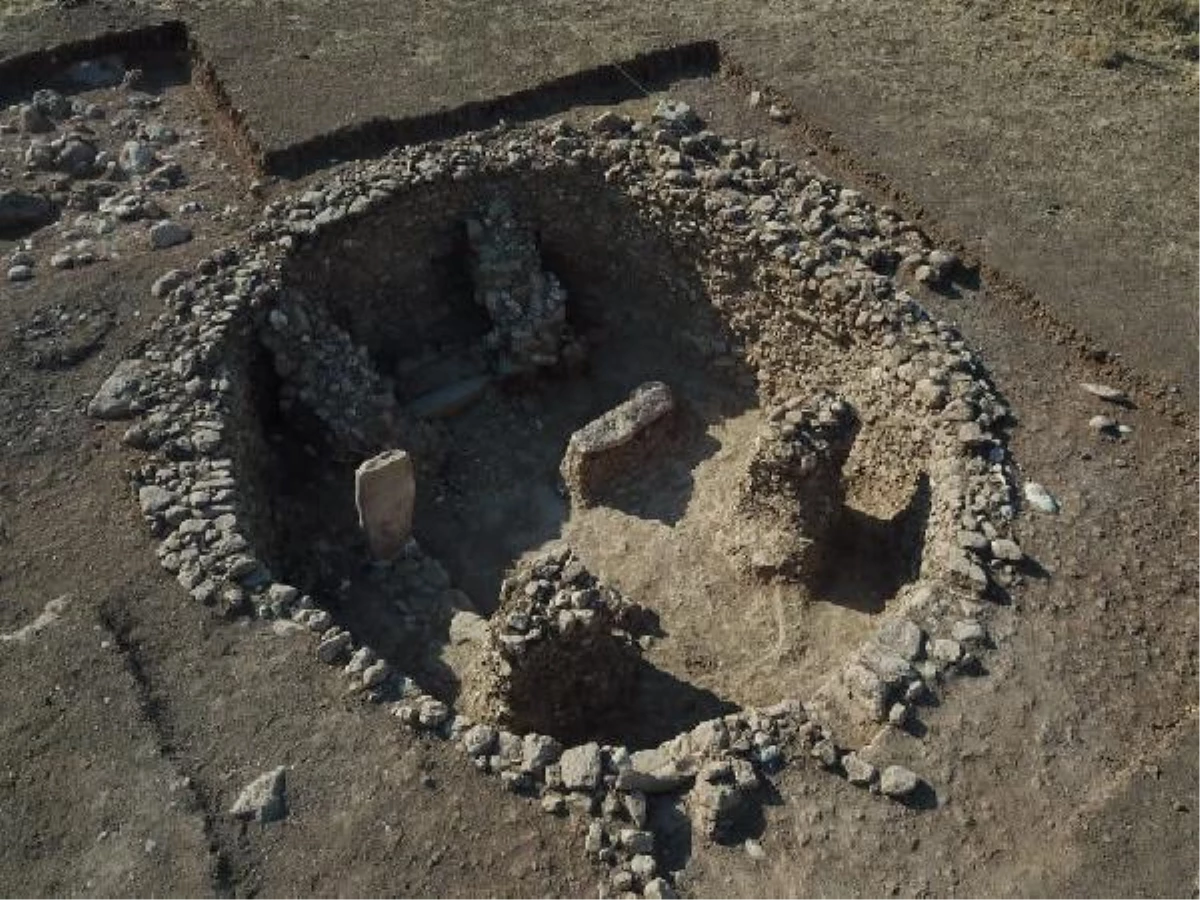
560 381 675 507
355 449 416 560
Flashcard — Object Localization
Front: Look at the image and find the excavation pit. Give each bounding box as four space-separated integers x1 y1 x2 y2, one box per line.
124 113 1020 755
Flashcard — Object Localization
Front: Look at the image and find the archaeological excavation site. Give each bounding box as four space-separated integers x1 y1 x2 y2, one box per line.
4 11 1194 899
106 99 1023 894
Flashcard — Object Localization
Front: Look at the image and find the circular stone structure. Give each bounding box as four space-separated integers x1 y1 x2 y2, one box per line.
110 107 1023 894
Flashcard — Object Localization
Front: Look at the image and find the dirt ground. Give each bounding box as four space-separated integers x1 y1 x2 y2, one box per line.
0 1 1196 898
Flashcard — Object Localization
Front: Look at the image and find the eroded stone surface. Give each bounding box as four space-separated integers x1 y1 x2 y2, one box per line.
354 450 416 561
560 382 676 509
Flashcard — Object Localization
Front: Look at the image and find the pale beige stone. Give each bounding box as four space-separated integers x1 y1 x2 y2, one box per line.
355 449 416 560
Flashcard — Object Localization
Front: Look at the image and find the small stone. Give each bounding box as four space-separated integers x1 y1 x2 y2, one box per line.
540 792 566 815
88 359 148 419
152 268 190 299
619 829 654 854
229 767 287 822
149 220 192 249
887 702 911 727
842 752 878 787
119 140 158 175
1089 414 1117 432
811 738 840 768
951 619 988 647
417 698 450 728
744 838 766 859
643 877 678 899
316 630 352 664
629 854 656 881
989 538 1023 562
559 742 603 792
876 617 924 661
521 733 562 773
7 265 33 282
138 485 174 515
1080 382 1128 404
879 765 920 799
362 659 390 688
927 249 960 282
930 638 964 666
18 104 53 134
591 111 631 134
1023 481 1060 514
463 724 497 757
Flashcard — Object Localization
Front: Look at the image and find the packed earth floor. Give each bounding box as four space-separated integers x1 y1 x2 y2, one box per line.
0 4 1196 899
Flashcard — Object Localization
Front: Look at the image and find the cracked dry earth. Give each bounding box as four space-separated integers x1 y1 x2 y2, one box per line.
0 32 1197 900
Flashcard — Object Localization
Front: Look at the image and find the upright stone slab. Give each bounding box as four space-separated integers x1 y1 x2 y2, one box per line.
560 381 676 508
355 450 416 560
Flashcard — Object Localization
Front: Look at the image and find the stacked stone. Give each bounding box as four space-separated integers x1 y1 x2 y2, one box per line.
731 392 859 581
466 195 573 373
464 546 645 743
255 288 404 454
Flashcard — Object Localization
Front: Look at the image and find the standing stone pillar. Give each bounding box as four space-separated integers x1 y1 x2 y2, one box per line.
355 450 416 560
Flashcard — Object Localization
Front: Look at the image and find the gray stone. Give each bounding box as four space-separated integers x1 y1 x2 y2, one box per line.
355 450 416 560
521 733 562 772
362 659 391 688
842 752 878 787
875 617 924 662
56 139 97 176
417 698 450 728
629 854 657 880
88 359 149 419
463 724 497 757
0 189 53 232
1023 481 1059 514
316 630 352 664
229 767 287 822
120 140 158 175
1080 382 1128 404
559 742 603 792
615 746 696 793
990 538 1023 562
619 828 654 854
149 220 192 249
7 264 33 282
951 618 988 647
879 764 920 799
138 485 174 515
643 878 678 899
18 104 53 134
930 637 964 666
151 268 190 299
560 382 675 507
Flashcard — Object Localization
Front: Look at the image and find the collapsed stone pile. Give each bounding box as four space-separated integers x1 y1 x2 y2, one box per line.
560 381 677 509
96 99 1027 898
462 547 645 743
728 391 859 581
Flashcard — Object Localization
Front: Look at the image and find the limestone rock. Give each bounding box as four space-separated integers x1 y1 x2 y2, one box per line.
560 381 675 508
559 742 603 792
355 450 416 560
230 767 287 822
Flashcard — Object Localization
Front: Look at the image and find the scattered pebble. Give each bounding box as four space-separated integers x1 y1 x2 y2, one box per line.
1023 481 1059 514
1080 382 1128 404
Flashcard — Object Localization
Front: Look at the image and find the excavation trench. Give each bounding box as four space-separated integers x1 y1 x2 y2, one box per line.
222 165 932 749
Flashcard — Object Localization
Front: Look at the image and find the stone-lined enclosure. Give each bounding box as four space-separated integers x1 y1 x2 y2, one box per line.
99 104 1027 897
